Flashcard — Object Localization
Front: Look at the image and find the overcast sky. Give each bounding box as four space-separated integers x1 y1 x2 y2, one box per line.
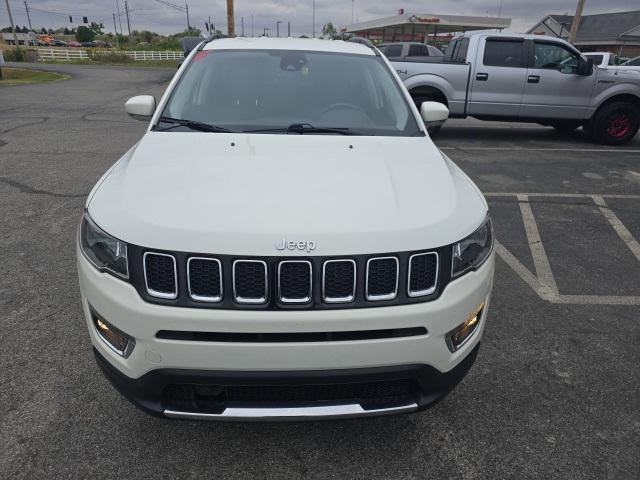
2 0 637 36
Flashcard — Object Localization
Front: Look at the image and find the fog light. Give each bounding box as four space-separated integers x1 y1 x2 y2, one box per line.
447 303 484 352
91 308 135 358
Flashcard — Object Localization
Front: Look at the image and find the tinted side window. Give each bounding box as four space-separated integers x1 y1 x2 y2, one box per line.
533 42 579 73
628 58 640 66
385 45 403 57
408 44 429 56
444 39 458 61
483 39 524 67
377 45 388 55
588 55 604 65
456 38 470 62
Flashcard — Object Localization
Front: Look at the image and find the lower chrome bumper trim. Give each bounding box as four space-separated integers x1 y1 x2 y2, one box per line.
164 402 418 421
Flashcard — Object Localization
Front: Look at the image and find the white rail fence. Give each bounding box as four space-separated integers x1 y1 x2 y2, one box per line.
36 48 183 62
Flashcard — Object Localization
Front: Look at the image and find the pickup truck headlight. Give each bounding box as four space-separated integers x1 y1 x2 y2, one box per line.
451 216 493 278
80 212 129 279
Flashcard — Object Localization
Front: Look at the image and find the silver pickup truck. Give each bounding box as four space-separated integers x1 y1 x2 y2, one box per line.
392 32 640 145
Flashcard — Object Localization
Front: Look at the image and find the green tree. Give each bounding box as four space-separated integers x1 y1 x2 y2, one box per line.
140 30 155 43
89 22 104 35
76 26 95 43
322 22 337 39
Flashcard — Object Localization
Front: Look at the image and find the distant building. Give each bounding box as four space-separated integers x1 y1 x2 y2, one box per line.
346 13 510 48
1 32 37 46
527 10 640 57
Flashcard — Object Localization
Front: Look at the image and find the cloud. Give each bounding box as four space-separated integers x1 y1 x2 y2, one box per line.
2 0 636 37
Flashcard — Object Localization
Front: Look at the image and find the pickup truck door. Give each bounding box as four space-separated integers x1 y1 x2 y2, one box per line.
520 40 596 120
468 37 528 116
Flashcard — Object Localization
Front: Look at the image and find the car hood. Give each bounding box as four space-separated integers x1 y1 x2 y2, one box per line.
88 132 486 256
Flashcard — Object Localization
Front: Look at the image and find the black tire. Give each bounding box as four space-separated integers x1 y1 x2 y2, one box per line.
549 121 582 132
413 95 444 138
590 102 640 146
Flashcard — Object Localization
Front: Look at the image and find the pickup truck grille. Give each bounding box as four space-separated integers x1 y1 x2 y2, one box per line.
132 248 445 310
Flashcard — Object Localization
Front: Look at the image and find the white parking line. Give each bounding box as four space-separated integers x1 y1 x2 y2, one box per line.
485 192 640 199
592 195 640 262
517 195 558 297
440 147 640 153
491 193 640 305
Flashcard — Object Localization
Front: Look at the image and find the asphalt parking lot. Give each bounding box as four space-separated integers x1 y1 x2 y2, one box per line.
1 63 639 479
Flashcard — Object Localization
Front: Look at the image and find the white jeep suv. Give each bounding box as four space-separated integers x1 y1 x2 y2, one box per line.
77 37 495 420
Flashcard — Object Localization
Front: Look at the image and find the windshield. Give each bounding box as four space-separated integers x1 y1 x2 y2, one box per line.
159 49 422 136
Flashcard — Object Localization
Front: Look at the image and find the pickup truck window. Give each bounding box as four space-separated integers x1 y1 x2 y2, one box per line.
444 38 469 63
626 57 640 66
533 42 578 73
161 49 422 137
385 45 403 57
408 44 429 57
483 39 525 68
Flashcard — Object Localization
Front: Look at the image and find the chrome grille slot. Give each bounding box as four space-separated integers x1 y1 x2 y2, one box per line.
322 259 356 303
408 253 438 297
187 257 222 302
143 252 178 299
366 257 399 301
233 260 268 304
278 260 312 304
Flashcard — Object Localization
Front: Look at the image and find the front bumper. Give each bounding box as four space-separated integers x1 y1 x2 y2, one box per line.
78 243 494 420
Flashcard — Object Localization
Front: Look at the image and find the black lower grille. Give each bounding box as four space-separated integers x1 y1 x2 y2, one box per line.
367 257 398 300
164 379 419 412
144 253 177 298
409 253 438 296
188 258 222 301
233 260 267 302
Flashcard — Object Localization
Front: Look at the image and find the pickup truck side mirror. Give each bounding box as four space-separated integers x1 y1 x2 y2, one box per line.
577 57 594 76
420 101 449 127
125 95 156 121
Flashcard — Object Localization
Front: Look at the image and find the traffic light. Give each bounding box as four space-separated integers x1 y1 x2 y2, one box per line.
83 17 88 24
69 16 72 23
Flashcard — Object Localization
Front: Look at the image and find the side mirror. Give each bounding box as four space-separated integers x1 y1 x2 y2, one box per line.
125 95 156 121
577 56 593 76
420 101 449 127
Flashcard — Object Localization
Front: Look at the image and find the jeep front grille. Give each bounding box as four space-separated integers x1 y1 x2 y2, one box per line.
130 248 445 310
143 252 177 299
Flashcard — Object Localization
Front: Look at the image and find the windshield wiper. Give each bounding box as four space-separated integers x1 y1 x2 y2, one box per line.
244 123 358 135
155 116 235 133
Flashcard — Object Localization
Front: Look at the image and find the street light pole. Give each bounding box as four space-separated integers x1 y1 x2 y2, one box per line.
113 13 119 47
277 21 281 38
4 0 19 48
312 0 315 38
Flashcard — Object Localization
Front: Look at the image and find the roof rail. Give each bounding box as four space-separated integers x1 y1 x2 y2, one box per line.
347 37 380 55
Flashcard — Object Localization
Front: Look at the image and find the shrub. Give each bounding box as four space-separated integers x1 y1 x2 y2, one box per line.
4 47 25 61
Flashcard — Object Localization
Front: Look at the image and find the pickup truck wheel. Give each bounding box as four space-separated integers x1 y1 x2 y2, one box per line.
591 102 640 146
413 95 444 137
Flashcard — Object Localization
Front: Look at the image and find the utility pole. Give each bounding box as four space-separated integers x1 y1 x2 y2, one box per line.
226 0 235 36
241 16 244 36
568 0 585 44
287 21 290 37
351 0 354 24
24 2 32 30
251 15 254 37
113 13 119 47
276 21 281 38
185 3 190 30
4 0 19 47
124 0 131 36
312 0 316 38
116 0 123 34
208 15 211 34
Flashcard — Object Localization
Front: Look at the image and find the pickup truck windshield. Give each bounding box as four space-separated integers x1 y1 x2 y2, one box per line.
160 49 422 136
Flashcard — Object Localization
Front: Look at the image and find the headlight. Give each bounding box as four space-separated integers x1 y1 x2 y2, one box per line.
80 212 129 279
451 216 493 278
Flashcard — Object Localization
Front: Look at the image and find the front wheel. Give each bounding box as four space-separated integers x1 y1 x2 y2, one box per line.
591 102 640 146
